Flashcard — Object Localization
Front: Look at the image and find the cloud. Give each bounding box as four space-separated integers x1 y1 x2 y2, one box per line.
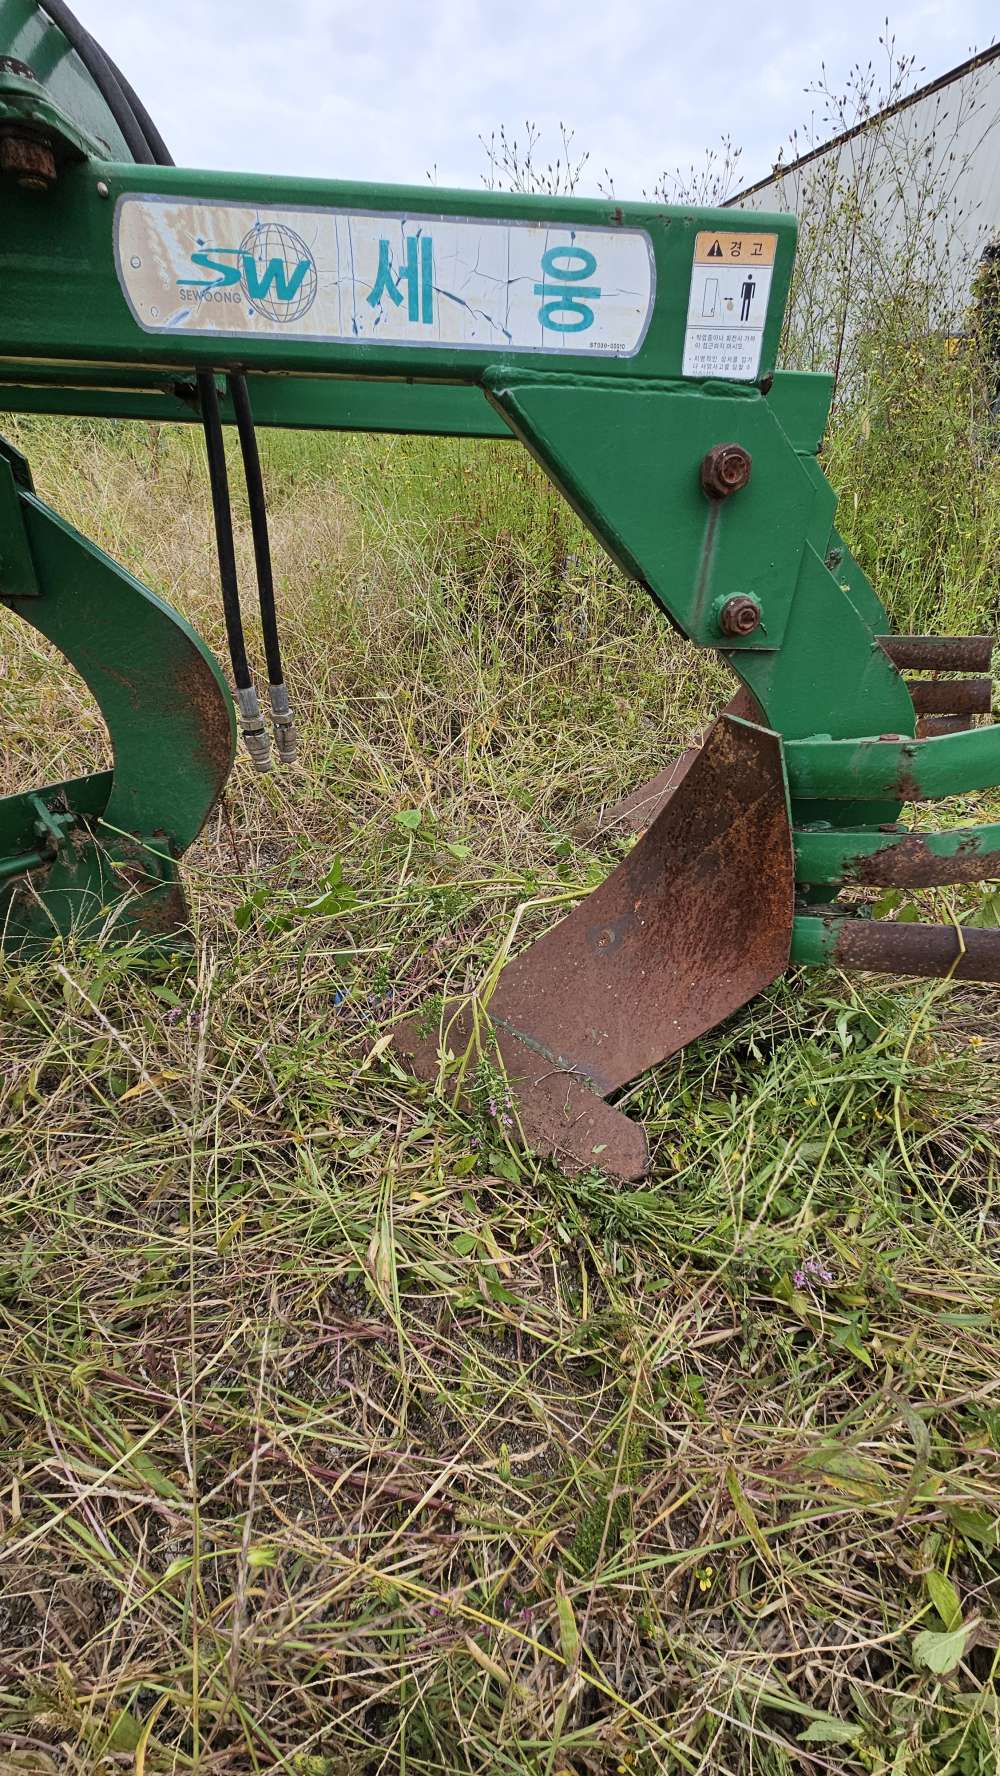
78 0 997 196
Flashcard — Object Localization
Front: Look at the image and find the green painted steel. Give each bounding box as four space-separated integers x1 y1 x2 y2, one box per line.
0 51 108 163
795 821 1000 886
484 369 912 744
11 485 234 844
790 918 842 968
0 770 112 864
0 480 234 951
1 144 917 748
0 368 514 436
0 843 48 881
3 162 797 386
2 0 998 991
0 456 39 596
0 0 135 160
786 726 1000 803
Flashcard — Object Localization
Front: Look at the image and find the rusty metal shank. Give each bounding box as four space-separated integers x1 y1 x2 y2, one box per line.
907 677 992 717
880 635 995 673
917 715 974 738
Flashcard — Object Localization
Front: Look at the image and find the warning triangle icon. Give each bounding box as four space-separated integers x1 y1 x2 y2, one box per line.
707 239 723 258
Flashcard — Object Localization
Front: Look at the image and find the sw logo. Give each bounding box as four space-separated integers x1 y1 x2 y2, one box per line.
181 221 318 324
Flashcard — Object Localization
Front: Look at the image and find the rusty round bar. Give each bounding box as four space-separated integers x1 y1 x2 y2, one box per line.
918 714 974 738
907 676 992 716
880 635 994 673
792 914 1000 982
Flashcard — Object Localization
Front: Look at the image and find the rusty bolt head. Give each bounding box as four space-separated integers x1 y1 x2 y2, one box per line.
718 595 762 638
0 131 57 190
700 442 752 499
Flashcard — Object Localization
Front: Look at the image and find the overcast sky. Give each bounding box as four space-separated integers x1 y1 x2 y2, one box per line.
79 0 996 198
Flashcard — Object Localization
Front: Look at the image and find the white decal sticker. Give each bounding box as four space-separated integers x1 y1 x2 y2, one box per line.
115 196 655 357
682 230 777 381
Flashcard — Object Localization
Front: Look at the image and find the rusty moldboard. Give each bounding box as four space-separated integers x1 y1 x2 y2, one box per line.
580 688 761 840
395 715 795 1179
395 1004 650 1181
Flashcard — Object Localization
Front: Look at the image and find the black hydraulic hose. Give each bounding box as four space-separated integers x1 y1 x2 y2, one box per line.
229 376 297 759
197 376 252 691
229 377 283 688
99 49 172 166
198 371 271 768
100 30 292 757
37 0 153 164
105 35 294 757
230 387 296 756
37 0 282 767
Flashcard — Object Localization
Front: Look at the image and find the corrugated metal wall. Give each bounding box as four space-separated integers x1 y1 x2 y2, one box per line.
729 49 1000 317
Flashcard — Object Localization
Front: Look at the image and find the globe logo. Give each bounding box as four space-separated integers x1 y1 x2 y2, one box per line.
237 221 318 324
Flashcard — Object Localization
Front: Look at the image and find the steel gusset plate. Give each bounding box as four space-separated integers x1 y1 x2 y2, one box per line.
395 716 795 1181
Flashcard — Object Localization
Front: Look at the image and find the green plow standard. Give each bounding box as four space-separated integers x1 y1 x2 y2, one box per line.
1 0 997 1176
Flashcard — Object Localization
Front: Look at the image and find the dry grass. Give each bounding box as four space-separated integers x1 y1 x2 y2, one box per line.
1 417 999 1775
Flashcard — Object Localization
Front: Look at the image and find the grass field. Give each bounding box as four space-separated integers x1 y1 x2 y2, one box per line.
1 395 999 1775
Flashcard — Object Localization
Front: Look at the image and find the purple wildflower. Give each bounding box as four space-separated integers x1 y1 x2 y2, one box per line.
794 1254 835 1291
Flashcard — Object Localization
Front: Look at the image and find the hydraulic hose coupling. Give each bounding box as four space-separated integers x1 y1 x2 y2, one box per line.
236 684 273 774
269 682 300 766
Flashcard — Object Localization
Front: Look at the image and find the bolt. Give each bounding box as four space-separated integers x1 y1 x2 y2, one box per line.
0 131 56 190
96 179 110 198
718 595 762 638
700 442 752 500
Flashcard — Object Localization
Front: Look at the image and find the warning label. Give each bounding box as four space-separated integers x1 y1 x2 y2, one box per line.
682 231 777 381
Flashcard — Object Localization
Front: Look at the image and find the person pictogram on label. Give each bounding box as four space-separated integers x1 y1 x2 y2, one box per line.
740 274 756 322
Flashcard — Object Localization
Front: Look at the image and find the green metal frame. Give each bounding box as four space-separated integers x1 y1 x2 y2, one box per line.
3 156 907 732
1 0 998 975
0 443 234 950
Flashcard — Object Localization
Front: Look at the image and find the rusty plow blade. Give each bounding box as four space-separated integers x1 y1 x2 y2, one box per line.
580 689 761 841
395 715 795 1181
